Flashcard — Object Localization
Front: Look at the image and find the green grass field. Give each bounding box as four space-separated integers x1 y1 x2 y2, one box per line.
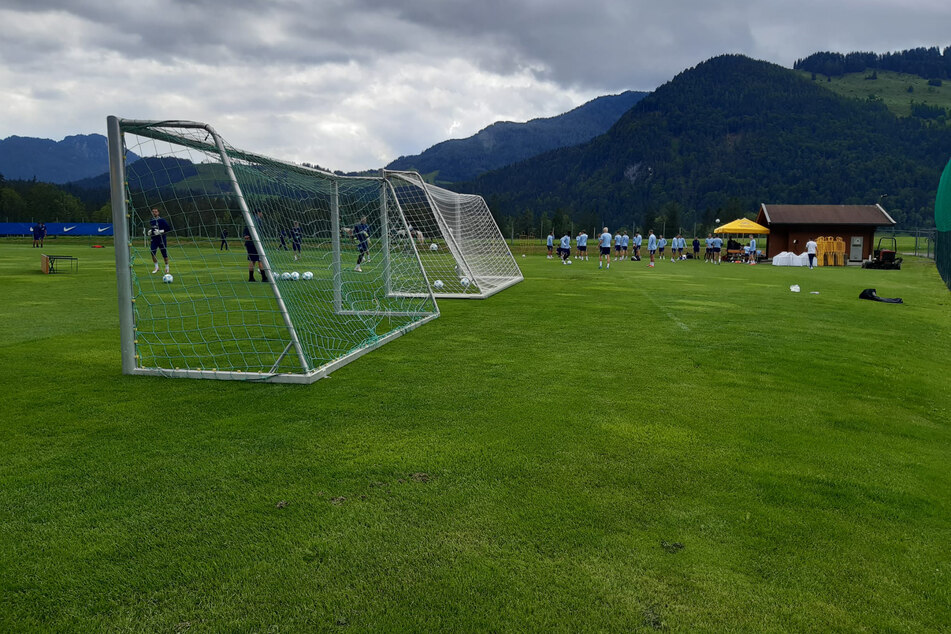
799 69 951 119
1 239 949 631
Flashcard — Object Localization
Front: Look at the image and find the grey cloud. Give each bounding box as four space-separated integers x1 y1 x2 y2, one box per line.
2 0 949 170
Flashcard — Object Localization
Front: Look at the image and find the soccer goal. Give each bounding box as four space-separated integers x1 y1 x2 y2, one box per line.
106 116 438 383
384 170 523 298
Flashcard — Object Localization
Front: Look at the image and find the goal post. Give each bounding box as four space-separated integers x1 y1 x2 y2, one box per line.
383 170 523 299
106 116 438 383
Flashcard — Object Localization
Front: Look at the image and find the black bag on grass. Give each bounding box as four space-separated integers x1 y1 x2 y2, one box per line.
859 288 903 304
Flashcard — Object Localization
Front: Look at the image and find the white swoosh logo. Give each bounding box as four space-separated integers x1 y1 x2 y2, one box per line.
63 226 76 232
98 227 109 232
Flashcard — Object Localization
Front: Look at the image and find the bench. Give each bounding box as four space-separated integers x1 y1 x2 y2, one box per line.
42 254 78 274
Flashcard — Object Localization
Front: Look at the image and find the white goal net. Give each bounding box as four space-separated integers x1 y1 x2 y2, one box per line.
385 170 523 298
107 117 438 383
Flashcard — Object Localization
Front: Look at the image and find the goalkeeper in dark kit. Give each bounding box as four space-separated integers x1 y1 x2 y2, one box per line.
148 207 172 274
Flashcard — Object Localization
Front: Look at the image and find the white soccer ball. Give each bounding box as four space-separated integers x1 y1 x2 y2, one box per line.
281 272 291 281
566 260 572 265
433 279 444 289
162 273 173 284
521 254 526 258
429 243 439 251
459 277 470 288
302 271 313 280
290 271 300 281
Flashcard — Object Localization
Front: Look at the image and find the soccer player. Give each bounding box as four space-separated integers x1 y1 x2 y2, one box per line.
614 231 623 260
747 234 757 264
292 221 303 261
622 231 630 259
633 232 642 261
676 234 685 260
32 222 46 248
279 228 289 251
705 233 713 262
658 235 667 260
647 230 657 267
576 230 588 261
806 237 818 269
406 224 425 245
598 227 612 269
346 216 371 272
693 236 700 261
546 230 554 259
148 208 171 274
559 232 571 264
220 228 229 251
711 234 723 264
243 226 267 282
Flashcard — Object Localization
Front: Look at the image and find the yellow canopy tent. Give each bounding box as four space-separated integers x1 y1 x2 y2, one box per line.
713 218 769 234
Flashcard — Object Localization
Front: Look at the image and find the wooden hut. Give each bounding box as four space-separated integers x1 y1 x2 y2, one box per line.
756 204 896 262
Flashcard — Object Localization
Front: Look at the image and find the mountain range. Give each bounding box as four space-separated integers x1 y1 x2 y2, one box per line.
3 53 948 230
458 54 951 231
0 91 646 187
385 91 647 182
0 134 126 184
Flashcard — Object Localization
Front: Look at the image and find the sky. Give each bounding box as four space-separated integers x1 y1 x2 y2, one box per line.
1 1 949 172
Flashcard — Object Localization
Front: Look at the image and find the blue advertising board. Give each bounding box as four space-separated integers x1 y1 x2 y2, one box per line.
0 222 113 236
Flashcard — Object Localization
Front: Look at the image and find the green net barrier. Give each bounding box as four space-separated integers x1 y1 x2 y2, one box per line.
936 158 951 291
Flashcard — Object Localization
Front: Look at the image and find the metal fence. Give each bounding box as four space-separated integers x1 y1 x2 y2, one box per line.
878 228 936 259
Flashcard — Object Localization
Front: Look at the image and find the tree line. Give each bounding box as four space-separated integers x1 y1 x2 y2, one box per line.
795 47 951 80
0 174 111 224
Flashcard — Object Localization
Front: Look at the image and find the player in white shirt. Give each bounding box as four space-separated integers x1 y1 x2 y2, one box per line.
598 227 613 269
806 238 818 269
559 233 572 264
576 231 588 260
647 230 657 267
711 235 723 264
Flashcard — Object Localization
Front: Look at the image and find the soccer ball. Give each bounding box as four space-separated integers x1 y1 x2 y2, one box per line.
566 259 572 264
521 254 526 258
290 271 300 281
429 243 439 251
162 274 173 284
460 277 470 288
433 279 444 289
302 271 313 280
280 272 291 281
